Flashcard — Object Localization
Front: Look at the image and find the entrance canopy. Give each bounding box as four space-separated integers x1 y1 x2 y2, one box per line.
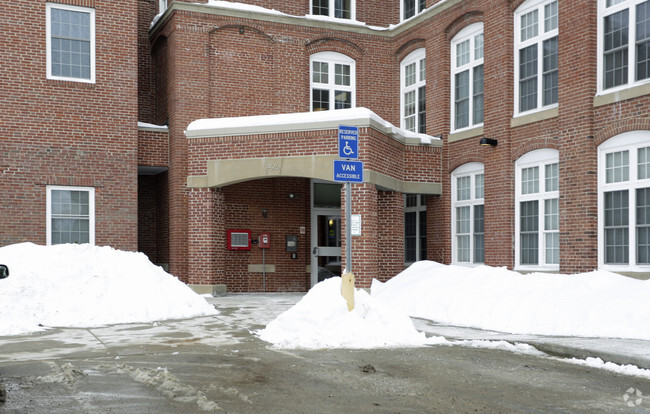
185 108 442 194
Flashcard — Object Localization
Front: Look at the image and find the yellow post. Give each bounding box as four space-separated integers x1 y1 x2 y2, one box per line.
341 272 355 311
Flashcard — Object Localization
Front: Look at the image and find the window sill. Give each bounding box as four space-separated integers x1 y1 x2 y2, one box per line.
594 82 650 107
46 78 96 88
515 266 559 273
448 126 484 143
511 106 558 128
450 262 484 267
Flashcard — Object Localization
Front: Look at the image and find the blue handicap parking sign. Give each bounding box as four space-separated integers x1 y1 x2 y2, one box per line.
338 125 359 159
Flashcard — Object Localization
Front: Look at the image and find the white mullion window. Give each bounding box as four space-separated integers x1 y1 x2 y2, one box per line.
46 186 95 246
402 0 426 21
46 3 95 83
310 52 355 112
405 195 427 263
598 0 650 93
452 163 485 265
311 0 355 20
401 49 426 133
451 24 484 132
514 0 558 115
598 132 650 270
515 150 560 270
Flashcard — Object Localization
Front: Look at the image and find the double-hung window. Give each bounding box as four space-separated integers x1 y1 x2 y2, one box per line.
46 3 95 83
310 52 355 112
401 49 426 133
598 132 650 269
402 0 426 21
47 186 95 245
405 195 427 263
598 0 650 92
452 163 485 264
451 24 484 132
514 0 558 115
311 0 354 19
515 150 560 269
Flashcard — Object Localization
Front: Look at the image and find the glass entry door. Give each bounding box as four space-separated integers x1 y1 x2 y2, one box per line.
311 210 342 286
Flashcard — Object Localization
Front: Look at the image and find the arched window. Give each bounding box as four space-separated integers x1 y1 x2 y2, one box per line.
598 131 650 270
310 52 355 111
400 49 426 133
515 149 560 269
451 163 485 264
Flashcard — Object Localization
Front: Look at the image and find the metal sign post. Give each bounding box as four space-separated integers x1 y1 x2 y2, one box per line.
345 181 352 274
334 125 362 311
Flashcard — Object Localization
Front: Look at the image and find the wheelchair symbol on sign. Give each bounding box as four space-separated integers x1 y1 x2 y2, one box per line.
343 141 355 157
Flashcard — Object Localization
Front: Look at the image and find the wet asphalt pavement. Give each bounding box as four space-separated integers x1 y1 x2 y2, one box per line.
1 293 649 413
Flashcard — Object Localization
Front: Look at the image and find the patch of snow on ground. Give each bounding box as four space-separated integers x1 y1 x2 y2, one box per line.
257 277 445 349
0 243 217 336
372 261 650 341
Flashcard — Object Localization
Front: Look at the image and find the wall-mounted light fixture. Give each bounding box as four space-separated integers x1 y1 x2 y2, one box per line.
479 137 498 147
239 27 245 35
262 209 268 218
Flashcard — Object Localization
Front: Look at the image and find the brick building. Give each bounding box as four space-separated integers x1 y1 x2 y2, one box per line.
3 0 649 293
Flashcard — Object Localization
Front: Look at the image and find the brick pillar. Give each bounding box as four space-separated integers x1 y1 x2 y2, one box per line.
377 191 405 282
342 183 378 288
557 0 598 273
187 187 225 286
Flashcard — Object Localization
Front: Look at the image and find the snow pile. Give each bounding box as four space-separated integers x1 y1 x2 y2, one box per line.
259 261 650 349
0 243 217 336
258 277 443 349
372 261 650 341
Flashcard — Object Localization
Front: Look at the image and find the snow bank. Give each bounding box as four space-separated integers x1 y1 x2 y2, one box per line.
0 243 217 336
258 277 443 349
372 261 650 341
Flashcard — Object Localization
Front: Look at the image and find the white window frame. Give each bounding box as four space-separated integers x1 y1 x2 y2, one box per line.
405 194 427 264
598 131 650 271
400 48 426 133
310 52 356 112
310 0 355 20
159 0 168 13
46 186 96 246
515 149 560 271
597 0 650 94
513 0 558 116
46 3 96 83
401 0 426 21
451 23 484 133
451 163 485 265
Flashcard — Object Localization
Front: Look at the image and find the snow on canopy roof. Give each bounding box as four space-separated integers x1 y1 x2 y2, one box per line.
185 108 439 144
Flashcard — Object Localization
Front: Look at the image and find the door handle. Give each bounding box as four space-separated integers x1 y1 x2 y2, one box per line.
313 247 319 256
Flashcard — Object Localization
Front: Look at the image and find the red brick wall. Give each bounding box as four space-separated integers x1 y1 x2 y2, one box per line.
376 191 405 282
138 129 169 166
221 178 311 292
143 0 650 285
1 0 138 250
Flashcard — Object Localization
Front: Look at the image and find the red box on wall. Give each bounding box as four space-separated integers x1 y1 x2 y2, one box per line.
227 229 251 250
